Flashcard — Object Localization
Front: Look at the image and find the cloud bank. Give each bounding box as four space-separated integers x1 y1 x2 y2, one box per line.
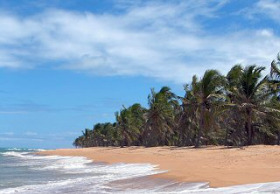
0 0 279 83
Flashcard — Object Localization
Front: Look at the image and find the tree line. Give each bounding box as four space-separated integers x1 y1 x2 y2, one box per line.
73 54 280 148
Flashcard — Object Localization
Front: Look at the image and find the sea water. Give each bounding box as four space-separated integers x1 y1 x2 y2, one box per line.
0 148 280 194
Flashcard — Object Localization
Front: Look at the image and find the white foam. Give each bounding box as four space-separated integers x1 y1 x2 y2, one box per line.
0 151 166 193
1 151 94 173
2 151 163 175
173 181 280 193
3 180 280 194
1 151 30 157
2 151 280 193
38 157 93 171
4 148 45 152
0 177 102 194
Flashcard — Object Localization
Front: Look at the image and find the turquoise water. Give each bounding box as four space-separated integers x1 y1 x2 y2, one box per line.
1 148 280 193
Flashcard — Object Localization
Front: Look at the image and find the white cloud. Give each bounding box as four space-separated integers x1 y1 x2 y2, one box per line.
241 0 280 23
255 0 280 21
0 0 279 83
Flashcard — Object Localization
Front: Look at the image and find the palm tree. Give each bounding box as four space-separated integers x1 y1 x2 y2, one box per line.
115 108 133 147
116 103 146 147
72 56 280 148
73 128 93 147
92 123 117 146
183 70 225 147
268 53 280 144
226 65 272 145
129 103 147 145
178 80 199 146
270 53 280 98
73 136 84 148
143 87 178 146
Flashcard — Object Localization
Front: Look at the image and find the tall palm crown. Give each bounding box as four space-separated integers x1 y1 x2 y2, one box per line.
184 70 225 147
115 103 146 147
144 87 178 146
227 65 269 145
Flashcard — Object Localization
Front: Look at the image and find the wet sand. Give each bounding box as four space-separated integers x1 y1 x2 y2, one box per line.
39 145 280 187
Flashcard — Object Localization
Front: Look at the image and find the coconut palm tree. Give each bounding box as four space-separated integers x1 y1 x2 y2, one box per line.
268 54 280 144
143 87 178 146
115 108 134 147
129 103 147 145
116 103 146 147
226 65 272 145
73 128 93 147
72 56 280 148
183 70 225 147
177 79 199 146
73 136 84 148
270 54 280 99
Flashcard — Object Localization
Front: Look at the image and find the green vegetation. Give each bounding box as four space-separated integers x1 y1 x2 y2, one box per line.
73 54 280 148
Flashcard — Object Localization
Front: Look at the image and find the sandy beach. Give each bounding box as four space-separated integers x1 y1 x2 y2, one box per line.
39 145 280 188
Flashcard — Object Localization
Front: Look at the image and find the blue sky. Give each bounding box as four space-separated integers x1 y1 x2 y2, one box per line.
0 0 279 148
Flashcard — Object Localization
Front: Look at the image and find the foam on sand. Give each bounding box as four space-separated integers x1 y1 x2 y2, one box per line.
2 150 280 193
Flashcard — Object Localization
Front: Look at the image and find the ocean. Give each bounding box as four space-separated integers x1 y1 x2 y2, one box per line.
1 148 280 194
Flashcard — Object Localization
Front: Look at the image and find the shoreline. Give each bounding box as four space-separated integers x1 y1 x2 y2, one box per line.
38 145 280 188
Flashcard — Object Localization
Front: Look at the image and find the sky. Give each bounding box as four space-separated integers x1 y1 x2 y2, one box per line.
0 0 279 149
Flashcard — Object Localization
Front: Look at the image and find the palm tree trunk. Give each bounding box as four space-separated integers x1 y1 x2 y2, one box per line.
121 130 125 148
224 127 229 146
277 131 280 145
195 105 205 148
195 127 202 148
181 128 186 146
246 108 253 145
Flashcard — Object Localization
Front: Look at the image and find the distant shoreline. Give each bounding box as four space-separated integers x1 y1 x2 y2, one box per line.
39 145 280 188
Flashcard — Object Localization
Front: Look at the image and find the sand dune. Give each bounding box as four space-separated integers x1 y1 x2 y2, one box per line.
39 145 280 187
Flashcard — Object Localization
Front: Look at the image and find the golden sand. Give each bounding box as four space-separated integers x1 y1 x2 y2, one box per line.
39 145 280 187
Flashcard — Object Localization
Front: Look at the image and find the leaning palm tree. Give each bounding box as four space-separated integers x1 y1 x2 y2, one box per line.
129 103 147 145
143 87 178 146
178 78 200 146
74 128 93 147
184 70 225 148
73 136 84 148
115 103 146 147
115 108 134 147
